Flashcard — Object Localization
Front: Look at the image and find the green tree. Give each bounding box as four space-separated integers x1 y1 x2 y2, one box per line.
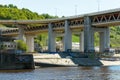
8 4 17 8
16 40 27 51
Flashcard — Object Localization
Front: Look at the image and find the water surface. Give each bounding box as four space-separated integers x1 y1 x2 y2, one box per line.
0 66 120 80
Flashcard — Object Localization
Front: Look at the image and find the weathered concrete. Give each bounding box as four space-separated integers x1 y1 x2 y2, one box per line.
94 27 110 52
0 53 34 70
84 16 94 52
64 20 72 51
26 35 35 52
80 31 84 52
48 23 56 52
105 27 110 49
99 32 105 52
18 26 26 42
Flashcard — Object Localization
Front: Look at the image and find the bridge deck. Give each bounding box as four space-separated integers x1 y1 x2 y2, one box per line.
1 8 120 36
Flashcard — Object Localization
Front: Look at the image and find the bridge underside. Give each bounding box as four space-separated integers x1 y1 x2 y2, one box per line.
1 8 120 53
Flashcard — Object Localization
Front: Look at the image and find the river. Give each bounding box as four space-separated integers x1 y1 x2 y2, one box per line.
0 66 120 80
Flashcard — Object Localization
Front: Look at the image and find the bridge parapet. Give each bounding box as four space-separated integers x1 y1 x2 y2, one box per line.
92 12 120 26
52 21 65 29
2 28 18 36
24 25 48 31
69 18 84 26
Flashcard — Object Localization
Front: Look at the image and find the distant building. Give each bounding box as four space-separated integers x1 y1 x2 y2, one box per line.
0 36 17 50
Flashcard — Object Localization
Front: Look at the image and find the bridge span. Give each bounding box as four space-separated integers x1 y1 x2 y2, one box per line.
1 8 120 53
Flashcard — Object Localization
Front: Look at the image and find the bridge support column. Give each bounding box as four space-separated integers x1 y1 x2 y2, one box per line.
84 16 94 52
99 27 110 52
48 23 56 52
64 20 72 51
26 35 34 52
18 26 26 42
99 32 106 52
61 37 64 51
80 31 84 52
105 27 110 49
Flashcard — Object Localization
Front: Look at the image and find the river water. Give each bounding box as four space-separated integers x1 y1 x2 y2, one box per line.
0 66 120 80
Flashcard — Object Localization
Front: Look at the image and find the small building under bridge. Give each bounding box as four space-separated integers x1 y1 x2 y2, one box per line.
0 36 17 51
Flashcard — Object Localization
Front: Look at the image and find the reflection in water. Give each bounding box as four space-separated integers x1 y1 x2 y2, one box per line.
0 69 33 73
0 66 120 80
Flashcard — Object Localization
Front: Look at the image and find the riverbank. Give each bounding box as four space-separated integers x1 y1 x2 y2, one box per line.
100 54 120 66
33 53 120 67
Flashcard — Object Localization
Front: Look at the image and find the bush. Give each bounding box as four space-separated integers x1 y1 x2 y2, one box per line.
16 40 27 51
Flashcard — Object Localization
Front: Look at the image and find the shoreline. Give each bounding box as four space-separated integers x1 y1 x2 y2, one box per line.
100 60 120 66
33 53 120 67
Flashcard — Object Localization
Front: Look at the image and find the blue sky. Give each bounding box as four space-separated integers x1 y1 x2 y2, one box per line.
1 0 120 17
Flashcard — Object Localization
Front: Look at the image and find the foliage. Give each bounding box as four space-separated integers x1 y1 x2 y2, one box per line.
34 34 48 47
0 5 43 20
41 14 58 19
16 40 27 51
110 26 120 48
0 4 58 21
72 35 79 42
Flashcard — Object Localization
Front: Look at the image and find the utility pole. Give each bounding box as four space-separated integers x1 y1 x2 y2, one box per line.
55 8 57 16
75 5 77 16
97 0 100 11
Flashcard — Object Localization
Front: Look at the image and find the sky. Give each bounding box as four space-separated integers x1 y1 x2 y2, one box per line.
1 0 120 17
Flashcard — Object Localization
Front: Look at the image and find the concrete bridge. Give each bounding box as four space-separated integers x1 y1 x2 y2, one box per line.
1 8 120 53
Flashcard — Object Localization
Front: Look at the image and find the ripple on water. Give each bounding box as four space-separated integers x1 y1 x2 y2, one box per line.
0 66 120 80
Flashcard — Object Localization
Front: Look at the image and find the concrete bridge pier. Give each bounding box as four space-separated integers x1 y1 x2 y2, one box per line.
64 20 72 51
26 35 35 52
84 16 94 52
61 37 64 51
99 27 110 52
99 32 106 52
18 25 35 52
48 23 56 52
80 31 84 52
18 26 26 42
105 27 110 49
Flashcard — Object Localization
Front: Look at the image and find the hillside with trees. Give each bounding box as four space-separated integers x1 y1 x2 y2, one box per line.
0 4 120 49
0 4 58 20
